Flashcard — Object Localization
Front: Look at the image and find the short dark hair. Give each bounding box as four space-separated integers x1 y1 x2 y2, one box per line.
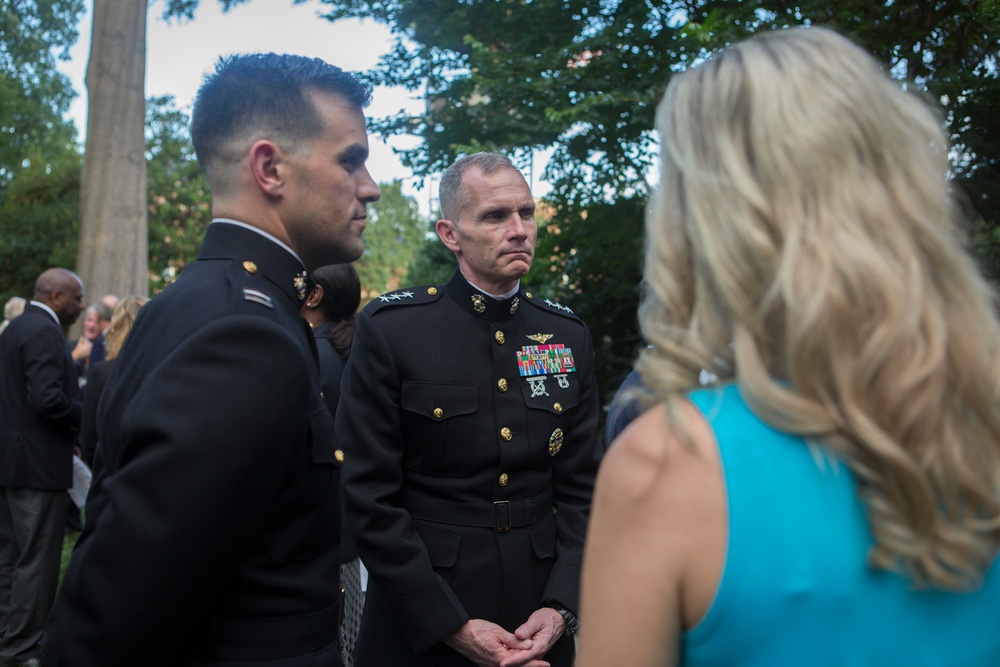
438 152 515 221
190 53 372 181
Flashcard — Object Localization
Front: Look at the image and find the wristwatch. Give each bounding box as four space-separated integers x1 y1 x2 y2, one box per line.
544 601 579 636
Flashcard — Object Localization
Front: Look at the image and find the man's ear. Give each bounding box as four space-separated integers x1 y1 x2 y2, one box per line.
436 219 461 253
248 139 284 196
304 284 324 309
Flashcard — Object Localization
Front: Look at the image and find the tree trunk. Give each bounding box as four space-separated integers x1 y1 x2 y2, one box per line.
76 0 148 314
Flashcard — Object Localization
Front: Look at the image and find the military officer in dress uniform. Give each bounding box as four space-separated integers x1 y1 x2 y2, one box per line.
42 53 380 667
337 152 600 667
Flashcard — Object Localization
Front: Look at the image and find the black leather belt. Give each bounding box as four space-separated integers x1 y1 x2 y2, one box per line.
401 489 553 532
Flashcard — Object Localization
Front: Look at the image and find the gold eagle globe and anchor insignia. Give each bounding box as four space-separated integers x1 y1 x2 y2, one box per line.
547 428 564 456
471 294 486 313
293 271 309 301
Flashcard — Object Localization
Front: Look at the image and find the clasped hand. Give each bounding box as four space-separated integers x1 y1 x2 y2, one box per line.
444 608 566 667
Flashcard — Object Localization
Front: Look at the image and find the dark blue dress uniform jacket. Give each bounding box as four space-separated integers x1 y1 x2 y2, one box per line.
43 223 343 667
337 269 601 667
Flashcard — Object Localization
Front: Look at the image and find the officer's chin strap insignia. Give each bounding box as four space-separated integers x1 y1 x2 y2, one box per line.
294 271 308 301
471 294 486 313
510 297 520 315
527 333 553 344
548 428 564 456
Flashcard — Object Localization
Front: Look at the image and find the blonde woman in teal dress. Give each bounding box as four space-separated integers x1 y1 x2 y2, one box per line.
578 27 1000 667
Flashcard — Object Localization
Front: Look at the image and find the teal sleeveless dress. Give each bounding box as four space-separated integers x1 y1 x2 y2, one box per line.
682 384 1000 667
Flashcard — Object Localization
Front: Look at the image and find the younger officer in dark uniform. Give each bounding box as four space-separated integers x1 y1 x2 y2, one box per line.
337 153 600 667
43 54 380 666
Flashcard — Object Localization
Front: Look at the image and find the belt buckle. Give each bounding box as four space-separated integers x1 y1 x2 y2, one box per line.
494 500 511 532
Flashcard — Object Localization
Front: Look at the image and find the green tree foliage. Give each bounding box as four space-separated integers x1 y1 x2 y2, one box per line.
0 96 212 302
145 95 211 293
0 0 83 187
404 234 457 288
320 0 1000 402
355 179 428 300
0 0 83 299
0 149 81 301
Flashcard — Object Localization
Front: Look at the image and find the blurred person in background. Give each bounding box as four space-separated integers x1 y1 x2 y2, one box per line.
78 296 149 468
86 295 119 369
0 296 26 336
301 263 362 667
0 268 84 666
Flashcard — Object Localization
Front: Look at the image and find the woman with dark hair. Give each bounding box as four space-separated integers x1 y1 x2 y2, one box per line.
301 262 362 667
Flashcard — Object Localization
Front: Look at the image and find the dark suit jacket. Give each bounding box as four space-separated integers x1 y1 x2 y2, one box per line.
88 330 107 368
44 223 343 667
0 304 81 490
337 270 600 666
604 367 646 446
78 359 113 466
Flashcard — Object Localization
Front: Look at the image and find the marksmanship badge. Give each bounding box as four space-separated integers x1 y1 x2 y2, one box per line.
528 377 549 397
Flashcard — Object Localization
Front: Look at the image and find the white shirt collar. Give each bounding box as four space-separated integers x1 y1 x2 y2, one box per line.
29 300 60 326
467 279 521 300
211 218 305 266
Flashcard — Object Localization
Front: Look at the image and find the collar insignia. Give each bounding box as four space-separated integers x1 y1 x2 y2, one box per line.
471 294 486 313
293 271 309 301
510 297 520 315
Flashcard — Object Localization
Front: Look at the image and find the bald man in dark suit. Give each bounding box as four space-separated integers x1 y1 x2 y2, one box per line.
0 268 85 666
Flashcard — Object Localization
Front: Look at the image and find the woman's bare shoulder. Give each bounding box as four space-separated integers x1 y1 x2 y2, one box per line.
600 400 719 507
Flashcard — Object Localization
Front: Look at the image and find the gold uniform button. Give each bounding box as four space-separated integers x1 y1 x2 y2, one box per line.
427 287 438 295
242 260 258 274
500 427 512 441
497 378 508 392
525 292 533 299
495 331 505 344
498 473 509 487
334 450 345 463
553 402 563 413
433 408 444 419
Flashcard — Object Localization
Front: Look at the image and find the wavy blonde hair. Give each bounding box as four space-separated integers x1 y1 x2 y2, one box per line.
104 296 148 361
638 26 1000 590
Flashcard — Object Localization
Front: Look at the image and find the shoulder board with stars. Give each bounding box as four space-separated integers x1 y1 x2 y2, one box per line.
522 291 582 321
365 285 443 314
